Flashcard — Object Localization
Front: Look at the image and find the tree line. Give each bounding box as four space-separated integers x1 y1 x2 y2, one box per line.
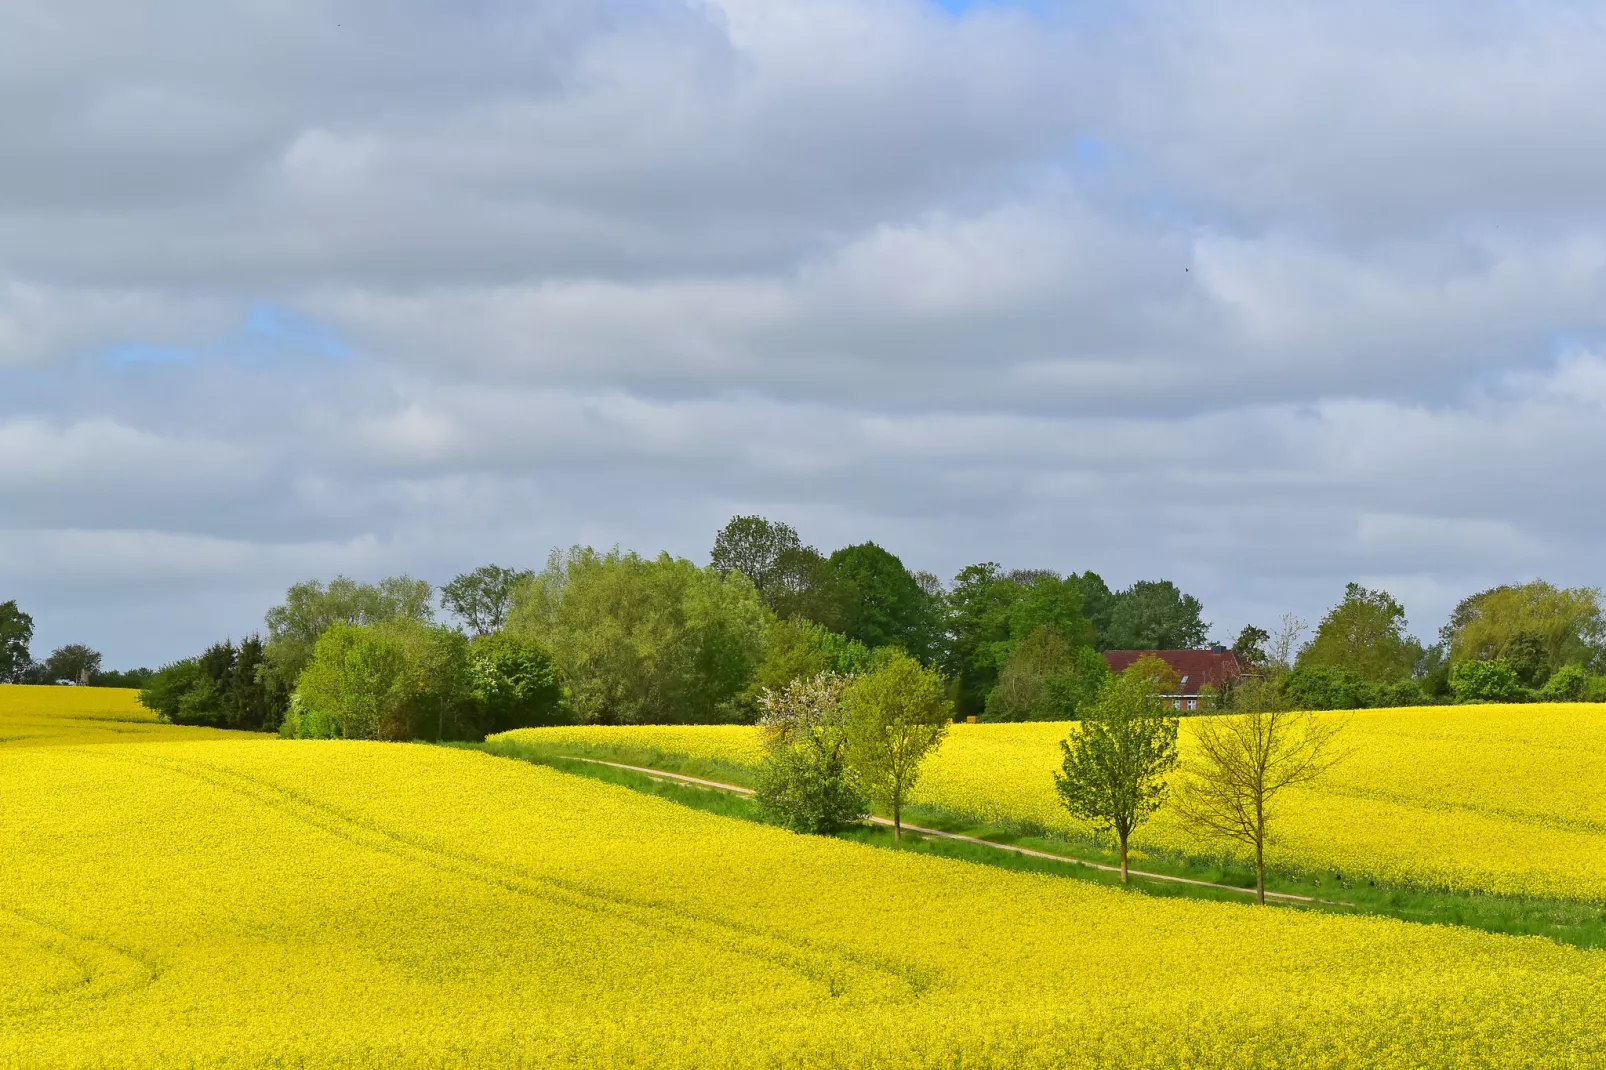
0 602 150 687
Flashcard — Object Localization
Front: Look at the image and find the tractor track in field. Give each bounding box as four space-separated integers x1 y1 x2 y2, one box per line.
563 756 1334 906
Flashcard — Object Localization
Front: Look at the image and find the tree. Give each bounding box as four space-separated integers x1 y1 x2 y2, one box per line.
768 545 856 632
743 618 874 703
711 516 803 604
139 635 288 731
984 626 1109 722
264 574 435 689
1175 681 1344 903
942 566 1098 718
1280 665 1373 711
754 672 866 833
1077 572 1117 643
45 644 102 686
1233 625 1270 669
1053 668 1180 881
841 650 952 840
0 601 34 683
441 565 534 636
1297 583 1417 684
467 631 568 733
508 547 771 724
1268 613 1308 672
1444 582 1605 676
828 542 942 662
287 620 473 741
1102 581 1209 651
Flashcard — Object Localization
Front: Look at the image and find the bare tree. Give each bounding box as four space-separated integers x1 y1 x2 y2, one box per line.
1268 612 1308 671
1174 681 1344 903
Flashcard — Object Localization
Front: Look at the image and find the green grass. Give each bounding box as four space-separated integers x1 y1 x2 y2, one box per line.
465 737 1606 949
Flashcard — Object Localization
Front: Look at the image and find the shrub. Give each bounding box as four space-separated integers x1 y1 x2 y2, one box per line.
290 621 475 741
1538 664 1588 701
1450 659 1528 704
1282 665 1373 710
468 632 569 734
754 673 865 834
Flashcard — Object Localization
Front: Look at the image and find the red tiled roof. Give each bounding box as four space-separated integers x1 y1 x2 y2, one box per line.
1101 649 1243 696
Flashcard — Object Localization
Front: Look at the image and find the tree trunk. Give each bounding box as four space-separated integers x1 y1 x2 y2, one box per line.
893 796 902 842
1255 837 1265 904
1119 831 1129 884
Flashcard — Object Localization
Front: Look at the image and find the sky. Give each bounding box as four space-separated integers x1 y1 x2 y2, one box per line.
4 0 1606 668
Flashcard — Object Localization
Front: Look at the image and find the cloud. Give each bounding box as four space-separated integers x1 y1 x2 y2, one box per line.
3 0 1606 664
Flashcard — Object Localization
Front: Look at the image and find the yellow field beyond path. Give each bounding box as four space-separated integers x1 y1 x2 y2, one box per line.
6 688 1606 1067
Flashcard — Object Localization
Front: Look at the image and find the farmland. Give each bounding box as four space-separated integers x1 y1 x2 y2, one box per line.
506 703 1606 900
4 684 1606 1066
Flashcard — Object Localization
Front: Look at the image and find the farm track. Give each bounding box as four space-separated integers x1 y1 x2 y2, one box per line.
564 756 1330 906
96 748 929 1000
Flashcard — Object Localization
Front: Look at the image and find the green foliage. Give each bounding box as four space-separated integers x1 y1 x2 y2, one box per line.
89 667 155 688
754 673 866 834
710 516 802 605
264 574 436 689
1233 625 1270 668
1100 580 1209 651
983 627 1109 722
1538 663 1588 701
744 618 874 703
41 643 103 686
1445 582 1605 674
288 620 474 741
468 631 569 733
1281 665 1374 711
1450 659 1527 704
440 565 534 636
0 600 33 682
827 542 942 662
1054 669 1180 879
942 564 1097 718
508 547 772 725
1297 583 1418 684
841 650 952 838
141 635 289 731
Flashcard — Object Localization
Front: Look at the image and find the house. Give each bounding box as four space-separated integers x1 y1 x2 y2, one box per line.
1100 647 1244 711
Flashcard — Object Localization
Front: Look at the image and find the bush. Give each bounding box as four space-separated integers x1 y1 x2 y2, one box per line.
290 620 475 741
1538 663 1588 701
468 632 569 733
1449 659 1528 704
138 636 287 731
754 673 865 833
1281 665 1373 710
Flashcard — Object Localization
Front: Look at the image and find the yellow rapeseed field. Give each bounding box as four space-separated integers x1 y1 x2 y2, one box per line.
9 686 1606 1066
505 703 1606 900
0 683 249 748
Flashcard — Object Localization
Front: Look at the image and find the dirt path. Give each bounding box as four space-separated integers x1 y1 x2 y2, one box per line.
566 756 1325 906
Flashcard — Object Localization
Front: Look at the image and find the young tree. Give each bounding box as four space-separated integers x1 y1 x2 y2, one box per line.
841 650 952 840
0 600 33 682
1175 681 1344 903
1053 669 1180 882
264 574 435 688
1233 625 1270 669
441 565 534 635
754 672 866 833
711 516 803 603
1268 613 1308 672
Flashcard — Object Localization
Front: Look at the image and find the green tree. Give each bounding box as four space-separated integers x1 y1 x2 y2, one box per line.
1297 583 1417 683
1449 659 1526 704
1077 572 1117 642
264 574 435 689
1176 680 1344 903
139 636 287 731
1053 669 1180 881
767 545 857 632
743 618 874 703
754 672 866 833
288 620 472 741
44 644 102 686
1102 581 1209 650
1445 582 1605 676
828 543 941 662
0 600 33 682
711 516 803 604
1233 625 1270 668
508 547 771 724
984 626 1109 722
468 631 568 734
441 565 534 636
841 650 952 840
942 562 1019 716
1280 665 1373 711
